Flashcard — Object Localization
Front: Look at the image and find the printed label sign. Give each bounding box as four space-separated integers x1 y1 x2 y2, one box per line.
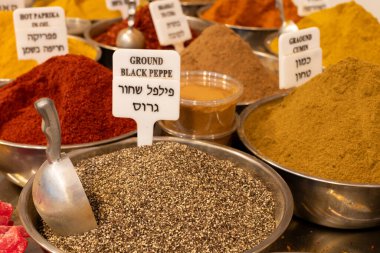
279 27 322 89
113 49 180 146
105 0 129 19
149 0 191 47
0 0 24 11
13 7 68 64
297 0 328 16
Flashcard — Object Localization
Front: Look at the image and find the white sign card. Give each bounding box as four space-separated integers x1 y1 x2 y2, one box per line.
297 0 328 16
279 27 322 89
149 0 191 52
113 49 180 146
105 0 129 19
0 0 24 11
13 7 68 64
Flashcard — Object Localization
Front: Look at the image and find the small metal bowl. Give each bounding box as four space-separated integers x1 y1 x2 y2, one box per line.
238 94 380 229
66 18 92 36
0 82 135 187
197 5 278 51
18 136 293 253
84 16 211 69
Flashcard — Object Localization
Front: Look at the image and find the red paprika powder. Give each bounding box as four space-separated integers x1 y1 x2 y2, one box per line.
95 5 196 49
0 54 136 145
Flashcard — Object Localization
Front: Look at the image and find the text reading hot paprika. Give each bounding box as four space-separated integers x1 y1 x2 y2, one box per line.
13 7 68 63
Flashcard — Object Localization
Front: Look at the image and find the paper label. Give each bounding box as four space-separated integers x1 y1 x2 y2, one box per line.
105 0 129 19
0 0 24 11
297 0 328 16
13 7 68 64
279 27 322 89
113 49 180 146
149 0 191 46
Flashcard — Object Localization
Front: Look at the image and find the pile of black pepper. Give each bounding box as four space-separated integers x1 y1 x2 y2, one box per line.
41 142 276 253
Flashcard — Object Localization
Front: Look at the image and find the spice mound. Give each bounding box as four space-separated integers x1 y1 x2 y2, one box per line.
0 11 98 79
41 142 276 253
202 0 300 28
0 54 136 145
244 57 380 184
94 5 196 49
33 0 120 20
270 2 380 67
181 25 280 104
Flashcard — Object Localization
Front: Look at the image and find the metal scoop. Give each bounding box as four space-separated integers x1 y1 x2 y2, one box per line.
116 0 145 49
32 98 97 236
276 0 298 35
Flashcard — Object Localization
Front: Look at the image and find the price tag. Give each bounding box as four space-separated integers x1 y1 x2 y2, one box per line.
297 0 328 16
149 0 191 52
113 49 180 146
13 7 68 64
279 27 322 89
105 0 129 19
0 0 24 11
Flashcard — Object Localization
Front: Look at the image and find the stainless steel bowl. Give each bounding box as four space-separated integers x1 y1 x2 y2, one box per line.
0 82 135 187
18 136 293 253
238 94 380 229
84 16 211 69
181 1 214 17
66 18 92 36
197 5 278 52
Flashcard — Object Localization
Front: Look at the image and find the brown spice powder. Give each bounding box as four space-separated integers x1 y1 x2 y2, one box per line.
181 25 281 104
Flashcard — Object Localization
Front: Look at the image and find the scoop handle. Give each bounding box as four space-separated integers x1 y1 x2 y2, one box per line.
127 0 137 29
275 0 286 24
34 98 62 163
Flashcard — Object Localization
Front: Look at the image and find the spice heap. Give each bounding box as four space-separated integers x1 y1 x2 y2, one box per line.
0 201 29 253
202 0 300 28
244 58 380 184
181 25 280 104
270 2 380 67
33 0 120 19
0 54 136 145
0 11 97 79
41 142 276 253
94 6 196 49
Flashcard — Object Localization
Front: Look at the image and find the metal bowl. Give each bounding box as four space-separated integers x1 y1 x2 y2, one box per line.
84 16 211 69
18 136 293 253
0 81 135 187
264 32 279 55
181 1 214 17
66 18 92 36
197 5 278 51
238 94 380 229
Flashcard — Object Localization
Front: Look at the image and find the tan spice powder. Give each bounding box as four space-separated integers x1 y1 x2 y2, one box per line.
244 58 380 184
181 25 281 104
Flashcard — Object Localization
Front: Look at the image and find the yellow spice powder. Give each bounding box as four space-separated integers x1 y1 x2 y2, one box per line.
270 2 380 67
0 11 97 79
244 58 380 184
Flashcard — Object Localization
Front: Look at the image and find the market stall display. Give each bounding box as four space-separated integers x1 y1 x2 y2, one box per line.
238 57 380 228
0 0 379 251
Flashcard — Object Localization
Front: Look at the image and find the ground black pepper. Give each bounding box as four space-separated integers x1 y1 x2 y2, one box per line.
41 142 276 252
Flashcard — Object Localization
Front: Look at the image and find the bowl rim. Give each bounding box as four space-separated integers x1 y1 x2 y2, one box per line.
18 136 294 253
197 5 279 31
238 93 380 188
